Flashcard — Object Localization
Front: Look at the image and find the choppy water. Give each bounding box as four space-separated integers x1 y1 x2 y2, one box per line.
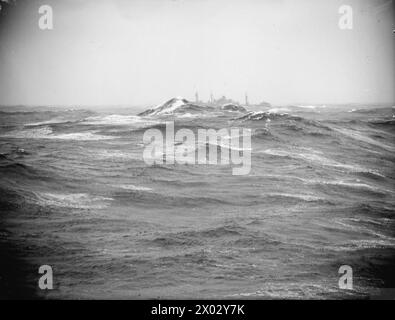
0 104 394 299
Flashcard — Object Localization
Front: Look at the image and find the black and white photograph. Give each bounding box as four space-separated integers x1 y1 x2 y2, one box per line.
0 0 394 303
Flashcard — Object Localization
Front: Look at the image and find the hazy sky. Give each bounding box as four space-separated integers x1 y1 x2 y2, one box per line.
0 0 393 107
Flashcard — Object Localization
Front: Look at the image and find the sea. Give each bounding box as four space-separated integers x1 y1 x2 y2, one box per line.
0 103 394 299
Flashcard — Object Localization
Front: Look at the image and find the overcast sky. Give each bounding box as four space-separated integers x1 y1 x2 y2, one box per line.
0 0 393 107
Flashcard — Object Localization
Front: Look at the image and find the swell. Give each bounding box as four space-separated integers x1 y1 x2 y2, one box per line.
140 224 247 248
131 121 215 134
109 186 336 208
0 161 42 179
236 111 332 129
110 189 235 207
258 148 387 179
236 112 338 140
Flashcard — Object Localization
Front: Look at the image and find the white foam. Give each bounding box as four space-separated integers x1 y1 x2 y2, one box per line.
328 239 395 251
296 105 326 109
0 126 114 141
261 148 384 176
95 149 142 160
151 97 188 115
83 115 159 127
1 126 54 139
227 282 338 299
176 112 205 118
266 192 323 202
307 179 390 193
334 128 395 152
115 184 153 191
35 192 113 209
51 132 115 140
25 118 70 126
267 107 290 114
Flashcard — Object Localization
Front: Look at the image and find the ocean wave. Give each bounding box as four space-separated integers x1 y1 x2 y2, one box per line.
141 234 203 247
335 217 394 232
296 105 327 109
263 192 330 204
260 148 384 177
114 184 153 192
0 126 115 140
0 161 35 173
172 140 251 163
237 111 333 132
236 108 326 122
34 192 113 209
369 119 395 126
203 141 252 152
236 111 290 121
1 126 53 139
150 225 247 244
228 285 341 299
303 179 391 194
150 178 208 187
252 128 271 137
0 110 56 116
51 132 116 140
24 117 83 127
346 203 395 217
267 107 291 114
0 161 53 182
326 238 395 251
112 190 234 207
228 235 282 248
1 105 394 299
348 107 392 114
94 150 142 160
138 97 218 117
334 128 395 152
143 139 251 164
82 114 159 127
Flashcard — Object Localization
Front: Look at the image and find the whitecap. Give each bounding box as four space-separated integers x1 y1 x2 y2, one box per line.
296 105 326 109
267 107 290 114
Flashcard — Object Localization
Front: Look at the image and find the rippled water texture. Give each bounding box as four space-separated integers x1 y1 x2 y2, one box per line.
0 104 394 299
